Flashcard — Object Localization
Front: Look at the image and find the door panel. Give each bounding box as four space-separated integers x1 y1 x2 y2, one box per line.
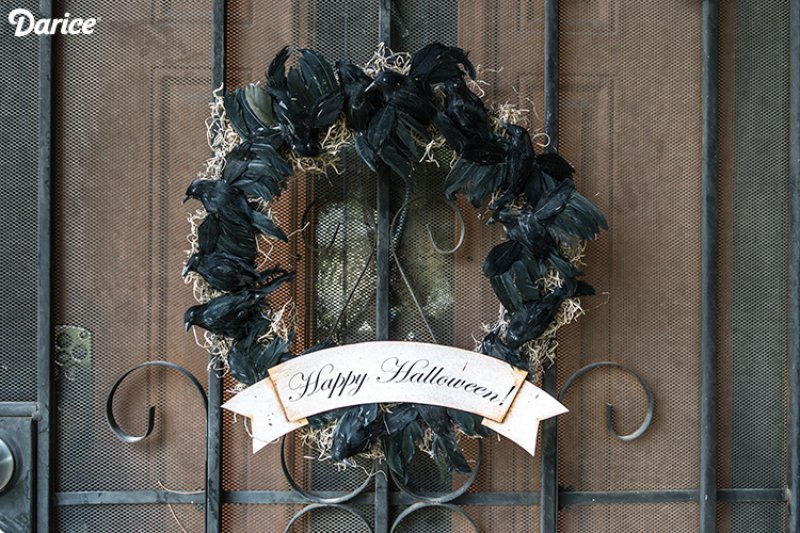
557 0 703 493
0 0 793 531
52 1 212 530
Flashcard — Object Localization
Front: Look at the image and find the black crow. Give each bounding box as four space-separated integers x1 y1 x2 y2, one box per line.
434 76 493 153
183 250 260 292
222 136 293 204
183 251 289 294
226 334 293 386
407 42 475 84
481 329 530 370
223 83 282 145
445 123 578 209
267 47 344 157
328 403 380 462
336 60 381 170
184 179 288 244
383 411 424 482
365 69 433 180
329 403 421 464
183 271 292 343
503 282 573 349
364 43 475 181
492 178 608 253
482 238 565 312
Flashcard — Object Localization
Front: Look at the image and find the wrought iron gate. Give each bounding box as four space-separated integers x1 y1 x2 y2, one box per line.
0 0 798 531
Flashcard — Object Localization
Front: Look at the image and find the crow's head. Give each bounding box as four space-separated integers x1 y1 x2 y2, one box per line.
183 305 202 333
182 253 200 277
441 76 467 93
365 70 404 95
288 135 320 157
183 179 217 203
502 123 528 141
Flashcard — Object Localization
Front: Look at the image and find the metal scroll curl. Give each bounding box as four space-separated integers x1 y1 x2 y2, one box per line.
106 361 208 444
284 503 372 533
390 502 479 533
558 361 654 442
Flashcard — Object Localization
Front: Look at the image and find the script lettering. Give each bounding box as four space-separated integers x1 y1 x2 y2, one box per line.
378 356 502 403
286 364 368 402
8 9 97 37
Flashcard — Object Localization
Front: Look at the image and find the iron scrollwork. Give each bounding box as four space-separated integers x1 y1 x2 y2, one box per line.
279 435 375 505
106 360 208 444
387 439 483 504
390 501 479 533
284 503 372 533
558 361 655 442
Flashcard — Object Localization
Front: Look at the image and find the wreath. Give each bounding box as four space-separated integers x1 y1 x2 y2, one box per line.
182 43 607 480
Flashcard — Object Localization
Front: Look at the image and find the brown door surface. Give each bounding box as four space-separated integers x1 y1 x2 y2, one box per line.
0 1 795 532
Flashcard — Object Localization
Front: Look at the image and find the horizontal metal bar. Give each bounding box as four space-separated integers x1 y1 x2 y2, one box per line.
222 491 539 506
449 492 539 506
560 488 787 508
0 402 38 417
55 491 205 506
560 490 698 507
223 491 365 505
55 487 788 508
718 488 789 503
200 488 796 507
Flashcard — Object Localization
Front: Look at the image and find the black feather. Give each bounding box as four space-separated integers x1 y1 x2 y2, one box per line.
227 334 293 385
267 47 344 157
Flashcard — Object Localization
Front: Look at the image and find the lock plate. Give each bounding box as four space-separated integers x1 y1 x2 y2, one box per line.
0 417 33 533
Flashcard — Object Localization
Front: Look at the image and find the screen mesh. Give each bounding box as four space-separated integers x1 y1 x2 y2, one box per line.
556 0 704 500
717 0 790 529
718 502 789 533
53 0 212 529
559 502 698 533
39 0 795 531
0 0 39 402
57 504 204 533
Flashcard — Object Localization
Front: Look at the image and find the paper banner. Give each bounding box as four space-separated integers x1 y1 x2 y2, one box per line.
222 341 567 457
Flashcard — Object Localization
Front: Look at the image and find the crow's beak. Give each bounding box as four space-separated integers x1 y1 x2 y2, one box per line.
365 80 378 93
184 321 192 333
182 195 190 203
182 255 196 277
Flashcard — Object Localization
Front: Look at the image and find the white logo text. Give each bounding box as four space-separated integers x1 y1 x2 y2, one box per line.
8 9 97 37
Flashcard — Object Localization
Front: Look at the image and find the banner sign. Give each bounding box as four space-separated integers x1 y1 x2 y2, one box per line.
223 341 567 456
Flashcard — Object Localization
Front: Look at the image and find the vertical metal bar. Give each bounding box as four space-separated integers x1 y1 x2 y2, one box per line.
37 0 53 530
374 4 392 533
374 173 391 533
542 0 559 149
375 0 392 344
379 0 392 47
207 1 226 531
700 1 719 531
788 0 800 530
539 1 559 532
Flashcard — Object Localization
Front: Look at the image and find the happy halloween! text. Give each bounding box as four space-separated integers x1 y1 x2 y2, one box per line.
285 356 511 404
